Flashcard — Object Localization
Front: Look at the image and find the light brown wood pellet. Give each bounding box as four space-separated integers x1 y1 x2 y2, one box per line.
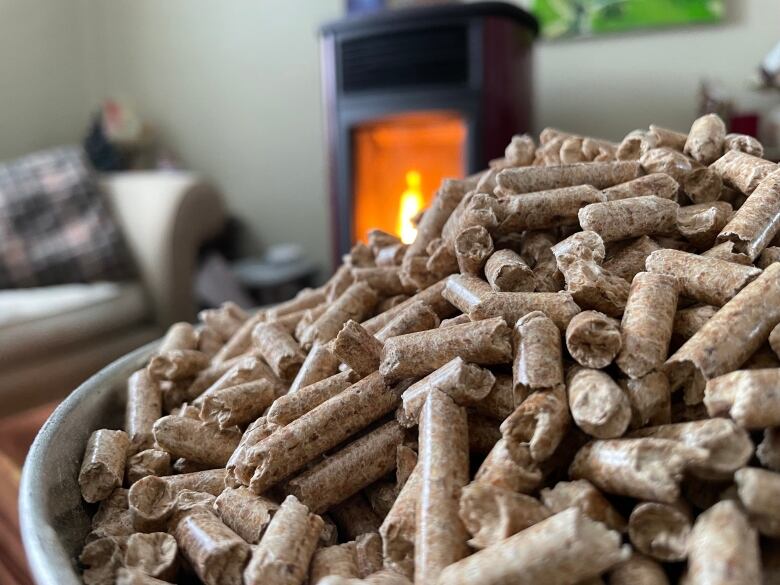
620 371 671 430
444 276 581 330
415 389 469 585
442 192 499 244
672 304 718 340
300 281 379 349
646 125 688 152
398 357 494 426
373 299 441 342
603 173 679 202
247 372 403 493
704 368 780 429
115 568 172 585
154 468 227 496
627 501 691 562
501 385 570 462
252 321 306 381
379 463 420 578
288 343 340 393
579 196 679 243
608 553 669 585
709 149 777 194
682 167 723 204
331 494 381 542
684 114 726 165
716 168 780 260
567 367 631 439
565 310 622 369
686 500 760 585
200 379 278 429
540 479 626 533
125 448 170 484
214 486 278 544
127 475 176 532
458 482 550 549
615 271 678 379
79 536 124 585
124 532 178 581
310 542 360 583
629 418 753 480
437 508 628 585
244 494 323 585
285 421 405 513
147 349 210 382
639 147 695 183
569 438 706 503
125 370 162 452
79 429 130 503
192 353 279 406
484 248 535 292
665 262 780 404
616 129 645 160
332 319 383 377
379 316 513 382
724 132 764 157
152 415 240 468
475 438 542 494
265 370 357 426
497 161 641 194
497 185 605 232
512 311 564 400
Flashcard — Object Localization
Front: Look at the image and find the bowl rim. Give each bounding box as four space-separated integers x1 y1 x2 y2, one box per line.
19 340 157 585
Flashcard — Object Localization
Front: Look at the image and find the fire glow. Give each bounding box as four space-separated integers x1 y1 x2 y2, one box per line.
351 111 466 245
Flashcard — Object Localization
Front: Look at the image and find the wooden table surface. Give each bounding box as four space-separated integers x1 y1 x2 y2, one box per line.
0 403 57 585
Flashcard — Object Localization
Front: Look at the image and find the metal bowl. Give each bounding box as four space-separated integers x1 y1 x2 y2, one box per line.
19 341 157 585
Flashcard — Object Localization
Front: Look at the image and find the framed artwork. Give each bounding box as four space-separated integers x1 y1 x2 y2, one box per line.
531 0 725 39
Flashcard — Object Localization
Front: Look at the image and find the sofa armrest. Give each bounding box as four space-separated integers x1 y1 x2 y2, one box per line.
102 171 225 326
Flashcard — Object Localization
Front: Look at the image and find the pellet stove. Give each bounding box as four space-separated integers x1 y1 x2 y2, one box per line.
320 1 538 262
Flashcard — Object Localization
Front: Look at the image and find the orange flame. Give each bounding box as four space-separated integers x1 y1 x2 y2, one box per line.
397 170 424 244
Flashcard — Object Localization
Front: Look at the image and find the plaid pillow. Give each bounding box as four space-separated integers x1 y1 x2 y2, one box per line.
0 146 136 288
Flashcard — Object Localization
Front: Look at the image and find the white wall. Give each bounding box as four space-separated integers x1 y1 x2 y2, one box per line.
0 0 93 160
82 0 342 273
521 0 780 139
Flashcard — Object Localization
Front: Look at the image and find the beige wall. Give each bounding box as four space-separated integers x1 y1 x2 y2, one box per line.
82 1 342 272
520 0 780 139
3 0 779 274
0 0 92 160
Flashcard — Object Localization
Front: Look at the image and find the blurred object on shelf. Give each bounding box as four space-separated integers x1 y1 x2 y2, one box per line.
760 40 780 90
767 106 780 162
231 243 318 306
697 79 734 121
194 218 318 309
758 40 780 161
83 99 178 172
195 252 255 310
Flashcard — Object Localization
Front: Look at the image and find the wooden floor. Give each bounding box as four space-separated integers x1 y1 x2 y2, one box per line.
0 403 57 585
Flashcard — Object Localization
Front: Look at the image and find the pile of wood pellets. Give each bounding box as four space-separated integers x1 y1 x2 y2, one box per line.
77 114 780 585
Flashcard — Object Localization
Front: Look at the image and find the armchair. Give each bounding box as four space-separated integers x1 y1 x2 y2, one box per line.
0 171 225 414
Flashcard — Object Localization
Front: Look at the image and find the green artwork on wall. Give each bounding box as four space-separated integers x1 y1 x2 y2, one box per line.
531 0 725 39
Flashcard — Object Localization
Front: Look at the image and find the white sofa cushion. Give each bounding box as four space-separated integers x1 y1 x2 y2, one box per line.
0 281 150 365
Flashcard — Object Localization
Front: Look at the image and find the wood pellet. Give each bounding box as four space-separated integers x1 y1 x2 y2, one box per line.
76 118 780 584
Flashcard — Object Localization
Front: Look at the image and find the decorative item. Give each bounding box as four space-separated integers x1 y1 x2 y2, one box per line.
531 0 724 40
347 0 453 15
